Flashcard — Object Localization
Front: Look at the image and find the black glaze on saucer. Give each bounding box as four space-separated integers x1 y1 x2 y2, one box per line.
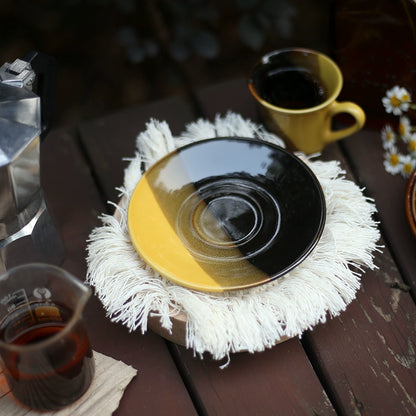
138 137 326 290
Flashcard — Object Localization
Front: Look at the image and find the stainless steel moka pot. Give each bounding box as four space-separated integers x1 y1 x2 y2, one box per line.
0 51 64 272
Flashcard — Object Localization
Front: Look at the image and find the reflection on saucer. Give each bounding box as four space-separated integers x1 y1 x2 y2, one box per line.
128 137 325 292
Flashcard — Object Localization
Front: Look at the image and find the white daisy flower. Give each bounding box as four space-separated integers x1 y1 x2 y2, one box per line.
381 124 396 150
383 146 402 175
382 86 411 115
399 154 416 177
405 133 416 155
398 115 412 139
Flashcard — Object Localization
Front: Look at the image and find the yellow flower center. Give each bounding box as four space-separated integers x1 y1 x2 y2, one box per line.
409 140 416 152
387 131 394 141
390 96 401 107
402 93 410 103
390 153 399 166
399 123 406 136
404 163 413 175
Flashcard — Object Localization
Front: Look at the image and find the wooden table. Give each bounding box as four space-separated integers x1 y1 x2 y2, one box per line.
39 77 416 416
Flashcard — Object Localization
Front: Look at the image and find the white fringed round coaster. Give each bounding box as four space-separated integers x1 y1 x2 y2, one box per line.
86 112 380 361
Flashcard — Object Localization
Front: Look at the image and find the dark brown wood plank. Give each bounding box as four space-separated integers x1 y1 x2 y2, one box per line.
78 95 196 205
173 339 337 416
40 128 197 416
303 142 416 415
77 76 416 415
79 80 338 415
195 78 257 121
196 78 416 415
181 78 338 415
304 244 416 416
341 130 416 293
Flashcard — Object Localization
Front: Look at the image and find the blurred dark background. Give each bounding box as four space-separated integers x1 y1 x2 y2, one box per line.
1 0 416 128
0 0 331 127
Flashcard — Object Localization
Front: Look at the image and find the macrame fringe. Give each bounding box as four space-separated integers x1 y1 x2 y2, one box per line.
86 111 381 362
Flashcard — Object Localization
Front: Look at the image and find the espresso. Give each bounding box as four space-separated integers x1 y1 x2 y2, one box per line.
256 67 327 109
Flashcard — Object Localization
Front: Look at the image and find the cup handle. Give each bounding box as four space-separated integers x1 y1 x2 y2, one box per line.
326 101 366 143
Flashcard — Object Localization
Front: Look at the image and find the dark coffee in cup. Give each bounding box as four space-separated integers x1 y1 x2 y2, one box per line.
252 67 328 110
248 48 366 154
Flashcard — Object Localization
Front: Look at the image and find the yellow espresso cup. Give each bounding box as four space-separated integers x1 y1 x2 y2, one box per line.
248 48 366 154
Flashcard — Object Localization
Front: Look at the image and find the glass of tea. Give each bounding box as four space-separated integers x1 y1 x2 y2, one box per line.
0 263 95 411
248 47 366 154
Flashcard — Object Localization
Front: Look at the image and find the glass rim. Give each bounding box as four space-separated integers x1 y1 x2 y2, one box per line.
0 263 90 353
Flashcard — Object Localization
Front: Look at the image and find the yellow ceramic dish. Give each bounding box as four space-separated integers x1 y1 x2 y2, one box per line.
127 137 325 292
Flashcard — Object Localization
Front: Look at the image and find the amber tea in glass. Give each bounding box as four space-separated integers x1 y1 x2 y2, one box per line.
0 263 95 411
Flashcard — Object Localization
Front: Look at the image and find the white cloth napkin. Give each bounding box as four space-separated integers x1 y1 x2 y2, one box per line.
0 351 137 415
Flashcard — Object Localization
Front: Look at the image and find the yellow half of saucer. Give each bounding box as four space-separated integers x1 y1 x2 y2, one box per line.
127 137 325 293
127 168 270 292
127 146 271 292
